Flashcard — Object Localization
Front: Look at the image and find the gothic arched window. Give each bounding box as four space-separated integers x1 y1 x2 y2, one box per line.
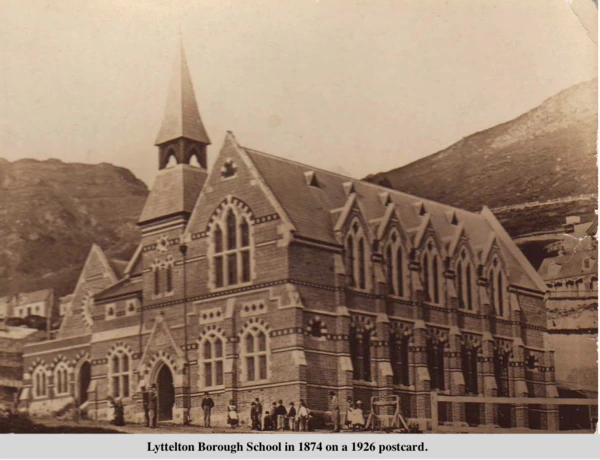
201 334 224 388
489 258 508 317
33 366 47 398
211 206 253 289
54 362 70 395
346 235 356 287
456 250 475 310
243 326 268 382
345 219 371 291
358 238 366 289
153 268 160 296
384 231 407 297
166 265 173 293
423 240 443 304
108 349 131 398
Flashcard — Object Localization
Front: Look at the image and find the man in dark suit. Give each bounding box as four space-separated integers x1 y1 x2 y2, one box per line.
329 391 340 432
148 384 158 428
201 392 215 428
140 386 149 427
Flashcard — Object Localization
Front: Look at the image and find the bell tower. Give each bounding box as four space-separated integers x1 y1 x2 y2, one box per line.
155 42 211 170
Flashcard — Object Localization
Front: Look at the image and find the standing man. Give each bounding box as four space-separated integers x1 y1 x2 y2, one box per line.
297 400 309 432
287 401 297 431
141 386 150 427
275 400 287 431
201 392 215 428
329 391 340 432
148 384 158 429
254 397 263 430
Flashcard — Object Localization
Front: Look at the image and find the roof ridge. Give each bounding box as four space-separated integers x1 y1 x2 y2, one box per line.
243 146 484 218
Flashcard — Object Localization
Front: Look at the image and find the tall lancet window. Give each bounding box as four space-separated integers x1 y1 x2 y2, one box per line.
489 257 508 317
346 219 371 291
456 249 475 310
358 238 366 290
210 201 254 290
423 240 443 304
385 231 406 297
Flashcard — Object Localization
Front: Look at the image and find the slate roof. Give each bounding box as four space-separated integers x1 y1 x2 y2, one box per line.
94 278 142 303
14 289 53 306
538 248 598 281
138 164 207 224
155 43 210 146
108 259 129 279
242 145 546 293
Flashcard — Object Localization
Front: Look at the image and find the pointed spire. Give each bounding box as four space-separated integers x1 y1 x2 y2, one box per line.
155 40 211 146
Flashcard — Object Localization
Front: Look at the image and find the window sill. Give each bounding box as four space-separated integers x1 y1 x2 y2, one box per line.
241 379 270 387
199 384 225 392
211 281 253 294
164 291 175 298
352 379 376 386
392 383 413 391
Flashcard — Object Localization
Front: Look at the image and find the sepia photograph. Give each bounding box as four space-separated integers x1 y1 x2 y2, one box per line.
0 0 598 451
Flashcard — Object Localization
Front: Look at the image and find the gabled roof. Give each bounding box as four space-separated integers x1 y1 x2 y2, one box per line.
155 42 210 146
240 144 545 293
138 164 207 225
14 288 53 306
538 248 598 281
94 277 142 304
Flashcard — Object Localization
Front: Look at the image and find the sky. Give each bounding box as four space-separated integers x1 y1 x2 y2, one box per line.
0 0 597 186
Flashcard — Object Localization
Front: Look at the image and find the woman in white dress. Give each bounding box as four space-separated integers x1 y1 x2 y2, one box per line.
351 400 365 430
227 400 239 429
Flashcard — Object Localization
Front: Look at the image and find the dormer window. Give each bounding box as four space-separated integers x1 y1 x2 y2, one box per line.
304 171 319 188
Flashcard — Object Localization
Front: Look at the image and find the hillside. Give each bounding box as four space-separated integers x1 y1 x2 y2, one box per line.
0 158 148 297
365 78 598 237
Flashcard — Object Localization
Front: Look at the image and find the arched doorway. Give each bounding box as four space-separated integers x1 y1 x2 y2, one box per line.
156 363 174 421
78 362 91 405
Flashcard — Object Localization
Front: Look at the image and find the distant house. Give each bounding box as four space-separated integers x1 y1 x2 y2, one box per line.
538 217 597 394
0 323 45 410
0 295 14 319
538 217 598 306
12 289 55 320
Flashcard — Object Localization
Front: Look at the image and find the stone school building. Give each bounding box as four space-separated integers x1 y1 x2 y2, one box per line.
20 47 558 430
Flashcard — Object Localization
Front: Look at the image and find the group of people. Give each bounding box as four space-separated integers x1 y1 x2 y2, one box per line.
329 391 366 432
136 388 363 432
202 394 311 431
251 399 312 431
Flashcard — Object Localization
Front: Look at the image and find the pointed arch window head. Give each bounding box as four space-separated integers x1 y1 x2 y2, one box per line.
456 250 475 310
358 238 366 289
200 334 224 388
345 219 371 291
489 257 508 317
422 241 443 305
211 204 253 289
54 363 70 395
33 366 47 398
108 349 131 398
243 326 268 382
385 230 406 298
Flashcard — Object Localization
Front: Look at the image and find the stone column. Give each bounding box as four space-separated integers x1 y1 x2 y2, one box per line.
481 332 498 427
511 338 528 429
411 320 430 430
540 347 559 431
448 327 466 426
